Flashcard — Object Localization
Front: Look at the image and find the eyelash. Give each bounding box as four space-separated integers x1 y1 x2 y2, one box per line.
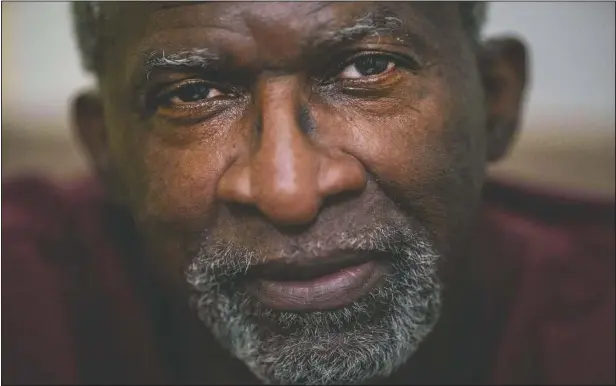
324 51 420 83
144 80 233 116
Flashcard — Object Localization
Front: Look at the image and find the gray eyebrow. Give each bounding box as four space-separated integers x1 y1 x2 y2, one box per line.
307 8 417 51
316 13 405 45
143 48 221 79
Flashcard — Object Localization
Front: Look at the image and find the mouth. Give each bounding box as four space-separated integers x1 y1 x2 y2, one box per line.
244 251 389 311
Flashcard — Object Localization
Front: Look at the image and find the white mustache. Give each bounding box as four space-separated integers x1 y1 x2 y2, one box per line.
186 223 427 285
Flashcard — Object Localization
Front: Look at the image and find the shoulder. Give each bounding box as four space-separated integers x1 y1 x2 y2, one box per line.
480 178 614 298
2 175 107 237
480 177 613 277
2 175 168 384
478 178 615 384
2 175 107 273
1 175 112 384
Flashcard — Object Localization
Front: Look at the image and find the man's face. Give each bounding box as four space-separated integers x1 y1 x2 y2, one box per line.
76 2 526 384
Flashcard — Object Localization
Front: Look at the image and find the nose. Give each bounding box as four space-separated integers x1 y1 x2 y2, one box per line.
217 76 366 225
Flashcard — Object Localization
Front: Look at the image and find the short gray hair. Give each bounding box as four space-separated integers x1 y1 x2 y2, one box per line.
72 2 487 74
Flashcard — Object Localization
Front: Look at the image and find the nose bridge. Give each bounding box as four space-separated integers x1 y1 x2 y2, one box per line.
251 75 321 224
216 74 368 226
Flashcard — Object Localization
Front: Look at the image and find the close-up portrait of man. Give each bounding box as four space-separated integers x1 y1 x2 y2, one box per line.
2 2 614 385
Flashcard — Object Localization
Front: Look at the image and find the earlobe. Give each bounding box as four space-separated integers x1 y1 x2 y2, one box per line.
479 36 529 162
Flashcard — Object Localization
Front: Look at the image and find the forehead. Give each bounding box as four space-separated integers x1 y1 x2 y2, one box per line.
103 2 462 81
110 2 453 33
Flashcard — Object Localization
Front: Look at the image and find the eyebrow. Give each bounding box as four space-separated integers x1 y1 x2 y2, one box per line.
143 48 223 79
309 10 407 49
306 5 432 54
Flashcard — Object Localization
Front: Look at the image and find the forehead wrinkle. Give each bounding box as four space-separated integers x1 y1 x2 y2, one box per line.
234 3 416 69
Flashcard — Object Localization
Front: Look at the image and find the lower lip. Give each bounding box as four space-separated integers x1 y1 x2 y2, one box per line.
246 260 385 311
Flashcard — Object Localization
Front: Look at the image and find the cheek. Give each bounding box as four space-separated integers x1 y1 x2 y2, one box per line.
108 114 244 228
313 79 480 250
315 85 452 192
140 143 223 223
105 119 246 294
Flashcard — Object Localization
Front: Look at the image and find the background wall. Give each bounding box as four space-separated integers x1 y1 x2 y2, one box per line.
2 2 615 196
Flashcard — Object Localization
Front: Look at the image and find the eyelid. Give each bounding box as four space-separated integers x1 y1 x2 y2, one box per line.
320 50 421 84
150 78 239 111
157 79 216 98
347 51 420 71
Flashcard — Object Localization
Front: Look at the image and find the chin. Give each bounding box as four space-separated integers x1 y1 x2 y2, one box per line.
186 227 443 385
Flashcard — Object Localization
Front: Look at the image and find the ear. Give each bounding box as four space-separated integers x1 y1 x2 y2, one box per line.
73 90 127 202
478 36 529 162
72 89 110 175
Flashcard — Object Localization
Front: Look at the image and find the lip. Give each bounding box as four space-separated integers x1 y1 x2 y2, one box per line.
245 258 386 311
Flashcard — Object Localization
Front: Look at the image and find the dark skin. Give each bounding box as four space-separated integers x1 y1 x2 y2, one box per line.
74 2 527 383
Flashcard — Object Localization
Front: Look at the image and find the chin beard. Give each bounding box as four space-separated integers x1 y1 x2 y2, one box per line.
185 225 442 385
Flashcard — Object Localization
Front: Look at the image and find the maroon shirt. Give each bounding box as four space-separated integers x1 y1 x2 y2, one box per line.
2 176 614 385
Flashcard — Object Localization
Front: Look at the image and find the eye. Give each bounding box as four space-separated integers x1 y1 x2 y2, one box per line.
156 81 225 106
339 55 396 79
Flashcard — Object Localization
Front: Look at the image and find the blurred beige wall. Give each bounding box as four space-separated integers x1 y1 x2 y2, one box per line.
2 2 615 197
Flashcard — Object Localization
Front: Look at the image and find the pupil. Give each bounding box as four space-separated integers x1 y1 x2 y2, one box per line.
355 56 390 76
177 83 210 102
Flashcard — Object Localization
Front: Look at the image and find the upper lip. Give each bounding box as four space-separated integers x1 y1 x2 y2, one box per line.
246 250 384 282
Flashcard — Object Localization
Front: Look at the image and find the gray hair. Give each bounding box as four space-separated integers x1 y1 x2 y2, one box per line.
72 2 487 74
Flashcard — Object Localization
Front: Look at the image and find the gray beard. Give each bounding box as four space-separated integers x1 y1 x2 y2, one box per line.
185 224 442 385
